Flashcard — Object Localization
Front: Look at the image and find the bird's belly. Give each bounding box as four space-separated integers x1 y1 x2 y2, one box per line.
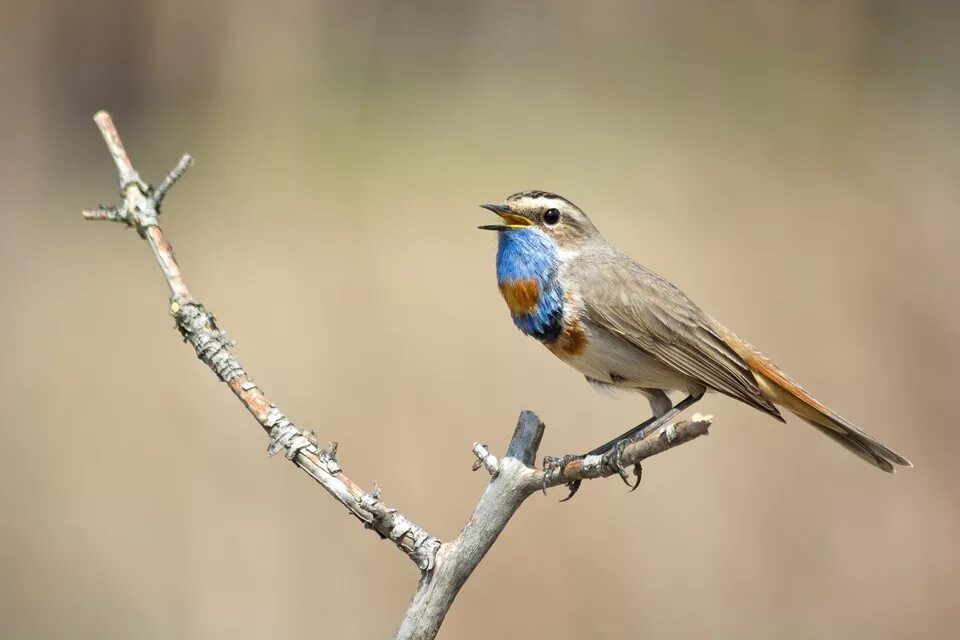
556 325 692 391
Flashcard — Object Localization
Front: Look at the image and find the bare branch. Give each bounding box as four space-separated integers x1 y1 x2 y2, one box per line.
471 443 500 475
82 111 441 570
533 414 713 492
398 412 547 639
81 204 126 222
396 412 711 638
82 111 716 640
152 154 193 203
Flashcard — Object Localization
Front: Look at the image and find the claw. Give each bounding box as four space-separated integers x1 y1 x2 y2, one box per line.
542 454 585 501
603 441 633 487
628 463 643 492
559 480 582 502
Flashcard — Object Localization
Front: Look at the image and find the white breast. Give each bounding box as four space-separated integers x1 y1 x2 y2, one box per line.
566 320 692 391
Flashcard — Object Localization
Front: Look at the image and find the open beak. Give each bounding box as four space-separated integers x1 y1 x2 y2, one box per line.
478 203 533 231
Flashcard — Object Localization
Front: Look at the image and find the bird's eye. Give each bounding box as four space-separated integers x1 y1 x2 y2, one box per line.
543 208 561 225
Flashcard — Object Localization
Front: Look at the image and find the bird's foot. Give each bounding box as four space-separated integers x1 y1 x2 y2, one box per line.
600 438 643 491
542 454 585 501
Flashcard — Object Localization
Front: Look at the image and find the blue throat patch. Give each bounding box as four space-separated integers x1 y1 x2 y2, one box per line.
496 228 564 342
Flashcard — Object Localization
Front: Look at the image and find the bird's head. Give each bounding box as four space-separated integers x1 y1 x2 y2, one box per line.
479 191 599 251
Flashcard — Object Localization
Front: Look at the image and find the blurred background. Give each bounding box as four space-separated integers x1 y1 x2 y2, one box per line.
2 1 958 638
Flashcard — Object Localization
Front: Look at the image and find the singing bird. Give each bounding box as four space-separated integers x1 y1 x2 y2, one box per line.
480 191 911 483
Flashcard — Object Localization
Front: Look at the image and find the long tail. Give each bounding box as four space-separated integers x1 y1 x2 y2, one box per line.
722 332 912 472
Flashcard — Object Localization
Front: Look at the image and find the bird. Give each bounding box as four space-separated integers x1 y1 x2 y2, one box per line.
479 190 911 495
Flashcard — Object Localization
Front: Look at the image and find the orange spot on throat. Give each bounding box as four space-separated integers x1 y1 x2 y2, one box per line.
499 279 541 315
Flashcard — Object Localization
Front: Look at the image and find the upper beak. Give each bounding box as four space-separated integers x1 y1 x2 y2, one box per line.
478 203 533 231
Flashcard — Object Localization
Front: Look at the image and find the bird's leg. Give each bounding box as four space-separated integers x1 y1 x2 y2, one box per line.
587 390 674 456
545 389 694 500
598 389 705 489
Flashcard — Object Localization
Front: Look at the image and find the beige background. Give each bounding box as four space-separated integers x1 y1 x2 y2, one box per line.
2 1 958 638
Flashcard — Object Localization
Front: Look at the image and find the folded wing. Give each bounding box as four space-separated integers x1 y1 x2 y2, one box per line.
579 252 783 420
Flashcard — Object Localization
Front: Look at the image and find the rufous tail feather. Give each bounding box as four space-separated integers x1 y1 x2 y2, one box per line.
721 331 912 472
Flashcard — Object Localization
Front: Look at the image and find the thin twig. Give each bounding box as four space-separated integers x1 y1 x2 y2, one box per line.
152 154 193 203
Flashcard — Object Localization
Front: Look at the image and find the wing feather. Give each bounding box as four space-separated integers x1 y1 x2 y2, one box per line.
579 252 782 419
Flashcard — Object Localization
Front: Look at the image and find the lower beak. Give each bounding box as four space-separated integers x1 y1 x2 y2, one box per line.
478 203 532 231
